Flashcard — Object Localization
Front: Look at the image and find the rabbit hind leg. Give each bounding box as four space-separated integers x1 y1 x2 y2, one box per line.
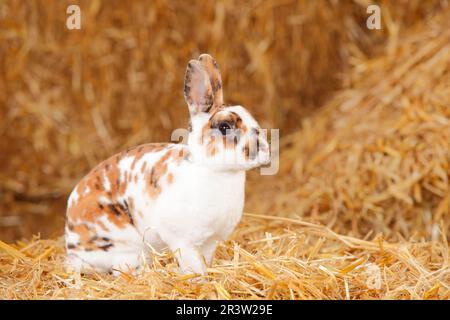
65 248 143 276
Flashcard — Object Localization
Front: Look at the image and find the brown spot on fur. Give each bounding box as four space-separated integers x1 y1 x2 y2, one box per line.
68 193 104 224
242 137 258 161
99 160 120 196
174 147 189 163
66 143 186 241
206 136 218 157
98 243 114 251
96 219 109 232
100 202 133 229
130 143 169 170
68 225 115 252
228 111 247 133
243 141 251 161
146 150 171 198
70 223 95 250
143 147 187 198
200 109 247 156
167 173 174 184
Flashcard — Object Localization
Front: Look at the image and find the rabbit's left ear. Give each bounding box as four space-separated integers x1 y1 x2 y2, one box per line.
198 54 223 107
184 60 214 116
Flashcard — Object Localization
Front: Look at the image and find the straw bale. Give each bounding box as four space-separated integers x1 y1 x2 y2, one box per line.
0 214 448 299
0 0 445 240
247 8 450 240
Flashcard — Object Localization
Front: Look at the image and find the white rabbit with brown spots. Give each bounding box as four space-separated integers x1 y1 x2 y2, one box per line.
65 54 270 275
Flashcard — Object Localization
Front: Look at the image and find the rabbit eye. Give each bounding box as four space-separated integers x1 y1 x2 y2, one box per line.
218 122 231 135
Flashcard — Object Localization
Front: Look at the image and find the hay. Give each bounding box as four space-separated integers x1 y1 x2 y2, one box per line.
247 7 450 240
0 0 445 240
0 214 448 299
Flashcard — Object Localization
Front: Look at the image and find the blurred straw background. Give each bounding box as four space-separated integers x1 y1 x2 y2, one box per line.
0 0 449 299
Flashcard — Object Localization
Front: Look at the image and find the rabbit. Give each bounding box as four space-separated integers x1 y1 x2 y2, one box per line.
65 54 270 276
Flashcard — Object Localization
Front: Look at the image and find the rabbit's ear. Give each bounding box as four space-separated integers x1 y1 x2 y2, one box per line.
184 60 214 116
198 54 223 107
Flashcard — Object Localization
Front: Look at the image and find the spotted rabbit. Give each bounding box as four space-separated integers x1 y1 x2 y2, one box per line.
65 54 270 275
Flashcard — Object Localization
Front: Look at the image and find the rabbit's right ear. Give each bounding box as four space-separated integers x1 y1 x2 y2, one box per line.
198 54 223 108
184 60 214 116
